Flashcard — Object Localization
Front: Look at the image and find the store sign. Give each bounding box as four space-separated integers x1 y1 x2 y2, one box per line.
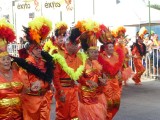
17 3 31 9
44 1 61 9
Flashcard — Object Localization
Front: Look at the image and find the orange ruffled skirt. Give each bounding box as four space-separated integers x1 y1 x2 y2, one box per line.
78 95 107 120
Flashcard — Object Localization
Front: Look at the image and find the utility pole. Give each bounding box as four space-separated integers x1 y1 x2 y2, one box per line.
93 0 95 15
148 0 151 34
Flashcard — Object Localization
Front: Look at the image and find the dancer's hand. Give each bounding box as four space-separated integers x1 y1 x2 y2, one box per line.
31 80 41 92
118 71 122 79
99 78 107 86
86 80 98 89
59 95 66 102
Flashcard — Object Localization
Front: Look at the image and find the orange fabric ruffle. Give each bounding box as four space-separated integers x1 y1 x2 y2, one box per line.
122 67 133 81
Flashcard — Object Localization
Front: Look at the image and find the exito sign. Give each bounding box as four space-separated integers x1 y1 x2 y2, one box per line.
44 1 61 9
17 3 31 9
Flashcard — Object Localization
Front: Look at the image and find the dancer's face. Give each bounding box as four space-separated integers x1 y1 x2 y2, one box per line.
0 55 11 71
87 49 99 60
65 42 79 55
105 43 114 55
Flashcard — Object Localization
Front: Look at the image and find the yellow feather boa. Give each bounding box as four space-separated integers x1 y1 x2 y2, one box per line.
43 40 58 53
52 52 88 81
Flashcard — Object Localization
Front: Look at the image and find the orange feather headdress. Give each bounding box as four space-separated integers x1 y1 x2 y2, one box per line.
97 24 114 45
55 21 68 37
76 19 100 51
23 16 52 45
138 27 148 39
0 18 16 57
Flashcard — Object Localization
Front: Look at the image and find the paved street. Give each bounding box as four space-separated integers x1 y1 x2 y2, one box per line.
114 78 160 120
51 78 160 120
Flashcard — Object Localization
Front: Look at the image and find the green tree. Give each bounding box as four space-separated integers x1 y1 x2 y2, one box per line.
148 4 160 10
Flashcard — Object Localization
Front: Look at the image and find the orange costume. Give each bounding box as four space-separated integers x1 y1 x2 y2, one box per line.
131 43 146 84
43 37 65 56
78 60 107 120
43 21 68 56
98 47 124 120
53 51 84 120
114 26 132 86
52 26 85 120
115 43 132 87
0 70 23 120
97 25 125 120
0 18 23 120
14 16 54 120
77 20 107 120
18 55 53 120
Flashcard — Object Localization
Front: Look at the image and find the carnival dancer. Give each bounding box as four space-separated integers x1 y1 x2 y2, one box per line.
98 25 125 120
43 21 68 55
131 27 147 85
77 20 107 120
0 18 23 120
13 16 54 120
113 26 133 86
52 26 87 120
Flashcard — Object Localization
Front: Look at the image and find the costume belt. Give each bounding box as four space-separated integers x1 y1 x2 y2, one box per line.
81 86 96 92
60 78 75 87
24 88 49 96
106 75 119 79
81 86 97 97
0 97 21 107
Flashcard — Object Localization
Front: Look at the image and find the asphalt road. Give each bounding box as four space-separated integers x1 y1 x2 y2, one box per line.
51 78 160 120
114 78 160 120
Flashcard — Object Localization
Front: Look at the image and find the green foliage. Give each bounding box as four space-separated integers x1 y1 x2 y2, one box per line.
148 4 160 10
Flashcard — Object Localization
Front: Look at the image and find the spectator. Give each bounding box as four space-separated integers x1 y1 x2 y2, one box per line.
150 34 160 79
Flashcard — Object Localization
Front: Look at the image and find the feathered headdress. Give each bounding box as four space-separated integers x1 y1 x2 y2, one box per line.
138 27 148 39
55 21 68 37
23 16 52 45
14 17 54 83
75 20 86 33
19 16 52 59
97 24 113 45
0 18 16 57
111 26 126 39
78 19 100 51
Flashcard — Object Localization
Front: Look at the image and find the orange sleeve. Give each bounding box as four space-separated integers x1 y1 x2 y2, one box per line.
53 63 62 93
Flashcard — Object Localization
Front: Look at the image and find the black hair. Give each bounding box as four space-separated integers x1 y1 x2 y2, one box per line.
55 29 66 37
69 28 81 44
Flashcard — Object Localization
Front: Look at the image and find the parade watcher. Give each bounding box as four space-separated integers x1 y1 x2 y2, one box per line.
150 34 160 78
